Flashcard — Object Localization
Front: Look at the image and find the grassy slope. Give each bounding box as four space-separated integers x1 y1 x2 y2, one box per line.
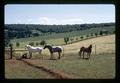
11 26 115 48
27 34 115 79
5 35 115 79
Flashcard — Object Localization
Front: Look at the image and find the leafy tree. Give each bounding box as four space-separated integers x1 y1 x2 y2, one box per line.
86 35 89 38
40 40 46 45
36 42 39 46
70 38 73 42
76 37 78 41
64 37 69 44
5 38 10 47
95 33 98 37
9 43 13 47
104 30 109 35
29 42 34 46
90 33 93 36
32 33 39 37
80 36 84 40
16 42 20 47
99 30 103 36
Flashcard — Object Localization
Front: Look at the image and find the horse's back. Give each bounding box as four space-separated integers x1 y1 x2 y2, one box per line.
52 46 63 52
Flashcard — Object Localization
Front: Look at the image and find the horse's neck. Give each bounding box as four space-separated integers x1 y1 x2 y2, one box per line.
88 46 92 50
47 46 53 52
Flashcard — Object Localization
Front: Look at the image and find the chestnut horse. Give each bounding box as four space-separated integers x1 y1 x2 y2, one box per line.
79 45 92 59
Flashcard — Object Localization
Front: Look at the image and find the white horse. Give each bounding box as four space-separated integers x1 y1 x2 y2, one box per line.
25 45 43 59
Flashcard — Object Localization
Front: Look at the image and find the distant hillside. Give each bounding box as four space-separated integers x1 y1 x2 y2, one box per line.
5 22 115 39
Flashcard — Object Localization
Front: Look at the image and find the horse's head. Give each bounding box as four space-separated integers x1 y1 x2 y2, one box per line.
43 44 52 49
43 45 47 49
25 45 31 49
89 44 92 48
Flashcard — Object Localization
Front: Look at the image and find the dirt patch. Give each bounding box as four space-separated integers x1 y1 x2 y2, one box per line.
19 59 73 79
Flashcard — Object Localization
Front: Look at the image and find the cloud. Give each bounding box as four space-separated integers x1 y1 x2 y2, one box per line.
38 17 82 25
24 17 83 25
61 18 83 24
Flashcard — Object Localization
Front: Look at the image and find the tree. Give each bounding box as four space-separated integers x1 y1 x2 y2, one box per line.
5 38 10 47
86 35 89 38
36 42 39 46
70 38 73 42
9 43 13 47
90 33 93 36
99 30 103 36
29 42 34 46
95 33 98 37
64 37 69 44
104 30 109 35
32 33 39 37
16 42 20 47
80 36 84 40
40 40 46 45
76 37 78 41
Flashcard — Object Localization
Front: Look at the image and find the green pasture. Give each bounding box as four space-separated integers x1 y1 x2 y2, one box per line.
10 26 115 48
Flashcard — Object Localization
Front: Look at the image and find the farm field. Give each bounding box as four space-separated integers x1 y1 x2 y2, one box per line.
5 34 115 79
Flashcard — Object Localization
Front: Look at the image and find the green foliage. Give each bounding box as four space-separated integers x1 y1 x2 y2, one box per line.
90 33 94 36
99 30 103 36
70 38 73 42
5 23 115 40
29 42 34 46
36 42 39 46
40 40 46 45
5 38 10 47
64 37 69 44
76 37 78 40
80 36 84 39
86 34 89 38
9 43 13 47
32 33 39 37
95 33 98 37
16 42 20 47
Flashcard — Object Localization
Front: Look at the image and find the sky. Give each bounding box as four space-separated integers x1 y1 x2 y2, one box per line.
5 4 115 25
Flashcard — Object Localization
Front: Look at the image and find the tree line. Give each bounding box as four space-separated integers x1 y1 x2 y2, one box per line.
5 22 115 47
5 23 115 39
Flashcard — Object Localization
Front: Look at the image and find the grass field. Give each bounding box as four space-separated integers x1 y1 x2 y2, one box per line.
5 34 115 79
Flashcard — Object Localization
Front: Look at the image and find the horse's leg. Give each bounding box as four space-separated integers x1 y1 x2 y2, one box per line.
58 52 61 59
79 49 82 58
50 53 53 59
79 51 81 57
88 52 91 59
83 51 85 59
39 51 43 59
29 52 32 59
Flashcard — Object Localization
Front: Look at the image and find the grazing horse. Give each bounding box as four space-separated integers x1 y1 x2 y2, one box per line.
43 44 64 59
79 45 92 59
25 45 43 59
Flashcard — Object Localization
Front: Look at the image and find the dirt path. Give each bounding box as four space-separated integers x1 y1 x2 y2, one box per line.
18 59 73 79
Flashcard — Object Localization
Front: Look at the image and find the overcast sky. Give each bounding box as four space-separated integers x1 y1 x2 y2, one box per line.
5 4 115 25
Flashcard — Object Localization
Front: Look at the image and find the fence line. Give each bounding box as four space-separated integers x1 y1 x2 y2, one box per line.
5 46 28 59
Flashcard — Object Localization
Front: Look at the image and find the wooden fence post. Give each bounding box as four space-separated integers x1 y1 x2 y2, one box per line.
95 44 96 55
10 45 13 59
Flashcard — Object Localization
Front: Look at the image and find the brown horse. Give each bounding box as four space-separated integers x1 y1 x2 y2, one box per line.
79 45 92 59
43 44 64 60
